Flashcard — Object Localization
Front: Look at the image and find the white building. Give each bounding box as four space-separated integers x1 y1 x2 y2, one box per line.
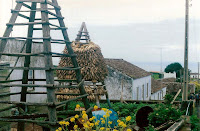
104 59 151 101
190 73 199 79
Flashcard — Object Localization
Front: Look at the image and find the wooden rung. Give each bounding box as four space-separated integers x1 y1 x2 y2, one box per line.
0 66 80 71
55 94 88 106
16 0 46 3
51 52 76 57
79 31 89 33
7 21 49 26
79 39 89 40
0 79 22 84
35 17 58 20
0 37 51 40
0 118 57 126
77 35 89 36
1 113 48 119
47 11 64 19
0 105 17 113
47 1 61 9
0 52 44 57
0 84 80 89
0 100 54 106
33 27 67 30
0 92 21 97
21 3 31 9
49 23 67 29
18 13 30 19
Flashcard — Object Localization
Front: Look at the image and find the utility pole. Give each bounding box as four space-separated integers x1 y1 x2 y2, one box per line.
183 0 189 101
198 62 199 83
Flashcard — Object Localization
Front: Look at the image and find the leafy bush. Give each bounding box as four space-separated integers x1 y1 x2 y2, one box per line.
148 104 183 127
190 109 200 131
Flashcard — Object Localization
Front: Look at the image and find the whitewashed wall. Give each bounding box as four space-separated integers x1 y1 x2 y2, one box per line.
150 87 167 100
2 39 47 103
104 66 133 100
164 72 176 78
132 75 151 100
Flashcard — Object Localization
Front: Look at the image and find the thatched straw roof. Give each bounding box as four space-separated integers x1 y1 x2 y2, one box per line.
57 41 108 82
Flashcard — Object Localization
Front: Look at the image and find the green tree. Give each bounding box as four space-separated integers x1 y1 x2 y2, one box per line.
164 62 183 74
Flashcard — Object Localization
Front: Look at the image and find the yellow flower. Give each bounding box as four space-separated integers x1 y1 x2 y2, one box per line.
89 118 94 121
83 123 89 128
75 114 79 119
119 121 124 126
74 125 78 129
113 130 118 131
100 118 104 120
81 119 85 123
109 111 112 114
122 124 127 128
82 111 86 114
94 105 98 110
101 120 105 124
59 121 65 125
95 121 99 125
102 108 107 112
70 117 75 122
82 113 88 119
126 116 131 122
103 115 107 118
106 112 110 117
92 116 96 119
108 121 112 124
127 129 132 131
100 127 105 130
87 121 90 125
90 123 94 127
58 127 62 131
64 121 70 126
117 120 121 123
106 128 110 131
76 104 80 109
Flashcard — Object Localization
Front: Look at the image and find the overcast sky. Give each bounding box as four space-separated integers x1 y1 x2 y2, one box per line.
0 0 200 72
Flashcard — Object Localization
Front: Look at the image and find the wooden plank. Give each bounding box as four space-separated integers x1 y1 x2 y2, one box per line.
41 3 57 130
47 11 64 19
0 101 54 106
0 92 21 97
0 79 22 83
16 0 46 2
7 21 48 26
0 3 23 59
0 52 44 57
22 3 31 9
0 105 17 113
0 118 57 125
0 84 81 89
18 13 30 19
35 17 58 20
49 23 66 29
171 89 182 104
52 0 91 117
0 37 51 40
47 1 61 9
33 27 67 30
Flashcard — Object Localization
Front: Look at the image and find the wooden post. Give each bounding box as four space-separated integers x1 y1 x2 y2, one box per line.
93 81 100 107
0 3 23 59
51 0 91 116
183 0 189 101
17 3 37 131
41 2 57 131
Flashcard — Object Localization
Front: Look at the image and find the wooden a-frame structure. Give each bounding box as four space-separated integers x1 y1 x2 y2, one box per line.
0 0 91 130
75 22 91 44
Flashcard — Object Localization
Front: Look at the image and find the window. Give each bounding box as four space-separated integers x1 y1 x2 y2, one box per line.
137 87 139 100
146 83 149 97
142 85 144 100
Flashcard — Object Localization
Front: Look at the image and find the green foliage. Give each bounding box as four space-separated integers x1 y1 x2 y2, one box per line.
190 109 200 131
148 104 183 127
164 94 173 105
164 62 183 73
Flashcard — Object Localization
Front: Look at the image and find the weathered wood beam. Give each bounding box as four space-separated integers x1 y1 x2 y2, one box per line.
0 101 54 106
0 105 17 113
7 21 48 26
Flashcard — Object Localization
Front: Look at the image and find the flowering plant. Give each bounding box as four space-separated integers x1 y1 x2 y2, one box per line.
56 105 133 131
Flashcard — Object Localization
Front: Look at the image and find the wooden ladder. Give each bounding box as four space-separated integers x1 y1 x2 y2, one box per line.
75 22 91 44
0 0 91 130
